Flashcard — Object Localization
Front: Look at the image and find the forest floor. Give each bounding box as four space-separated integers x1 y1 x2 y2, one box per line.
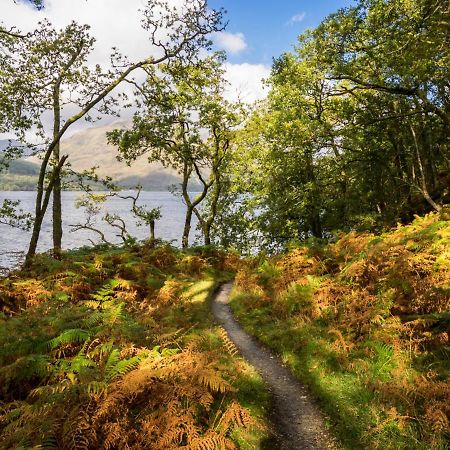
0 245 272 449
212 282 338 449
0 211 448 449
230 212 449 449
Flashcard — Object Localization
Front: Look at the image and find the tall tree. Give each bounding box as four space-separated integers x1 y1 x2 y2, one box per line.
0 0 224 265
109 53 241 248
214 0 449 251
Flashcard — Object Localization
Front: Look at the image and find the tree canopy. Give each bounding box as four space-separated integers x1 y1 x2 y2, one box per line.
213 0 449 251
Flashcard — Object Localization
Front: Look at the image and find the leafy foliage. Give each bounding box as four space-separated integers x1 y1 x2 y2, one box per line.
231 212 450 449
214 0 450 251
0 244 265 449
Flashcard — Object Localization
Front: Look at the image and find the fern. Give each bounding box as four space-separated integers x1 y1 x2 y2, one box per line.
29 380 72 399
103 349 121 380
62 406 93 450
0 354 51 384
368 341 396 381
197 369 231 394
41 433 58 449
216 401 254 433
65 353 96 375
104 352 145 382
219 328 239 356
0 244 264 449
81 311 104 329
86 380 107 396
189 431 233 450
87 340 114 360
103 302 125 327
89 282 116 303
48 329 91 350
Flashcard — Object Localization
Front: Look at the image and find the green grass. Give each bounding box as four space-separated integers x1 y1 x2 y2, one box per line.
230 290 442 450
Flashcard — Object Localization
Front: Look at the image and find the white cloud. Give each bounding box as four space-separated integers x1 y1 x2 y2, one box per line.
224 63 271 104
214 31 247 55
287 12 306 25
0 0 187 137
0 1 268 139
0 0 183 67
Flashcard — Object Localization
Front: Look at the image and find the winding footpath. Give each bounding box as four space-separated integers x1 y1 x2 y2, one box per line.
212 282 337 450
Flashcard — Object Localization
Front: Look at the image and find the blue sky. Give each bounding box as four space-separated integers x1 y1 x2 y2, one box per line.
19 0 354 67
209 0 354 65
2 0 356 135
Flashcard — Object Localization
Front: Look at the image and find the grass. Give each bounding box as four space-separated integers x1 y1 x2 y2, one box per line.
230 212 450 450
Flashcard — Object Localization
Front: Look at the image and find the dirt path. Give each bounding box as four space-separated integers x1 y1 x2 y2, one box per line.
212 282 337 450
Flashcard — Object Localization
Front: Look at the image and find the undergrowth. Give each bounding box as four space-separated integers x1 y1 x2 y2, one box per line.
0 243 269 449
231 212 450 450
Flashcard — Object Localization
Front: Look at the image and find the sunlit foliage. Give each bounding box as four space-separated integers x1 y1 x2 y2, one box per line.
0 244 265 449
231 212 450 449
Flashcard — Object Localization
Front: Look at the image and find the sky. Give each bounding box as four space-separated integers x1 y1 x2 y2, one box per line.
1 0 354 136
209 0 353 66
209 0 354 102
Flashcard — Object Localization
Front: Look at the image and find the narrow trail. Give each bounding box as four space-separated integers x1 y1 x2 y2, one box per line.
212 282 337 450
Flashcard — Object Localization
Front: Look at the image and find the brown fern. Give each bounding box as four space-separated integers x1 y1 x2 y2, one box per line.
219 328 239 357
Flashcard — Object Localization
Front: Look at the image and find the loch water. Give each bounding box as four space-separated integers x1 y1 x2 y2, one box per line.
0 191 196 271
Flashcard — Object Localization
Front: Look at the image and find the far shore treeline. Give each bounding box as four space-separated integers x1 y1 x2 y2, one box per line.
1 0 448 262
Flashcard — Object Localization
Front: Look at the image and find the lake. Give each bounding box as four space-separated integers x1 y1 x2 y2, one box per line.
0 191 198 271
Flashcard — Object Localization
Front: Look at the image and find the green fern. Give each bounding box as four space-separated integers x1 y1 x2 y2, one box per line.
81 310 104 329
89 279 123 304
48 329 91 350
367 341 396 381
103 302 125 327
66 353 96 374
104 349 146 382
41 433 59 449
0 354 51 384
85 380 108 396
87 341 114 360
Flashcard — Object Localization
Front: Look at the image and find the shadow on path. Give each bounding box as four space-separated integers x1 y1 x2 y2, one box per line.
212 282 337 450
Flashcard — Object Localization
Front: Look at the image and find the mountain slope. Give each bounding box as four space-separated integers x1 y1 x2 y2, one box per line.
0 149 40 190
27 122 194 191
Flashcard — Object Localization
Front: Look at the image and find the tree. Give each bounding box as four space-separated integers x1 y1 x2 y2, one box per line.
0 199 32 230
70 187 162 246
0 0 224 265
108 53 241 248
213 0 449 251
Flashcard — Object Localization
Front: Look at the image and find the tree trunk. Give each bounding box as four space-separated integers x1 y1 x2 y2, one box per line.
182 207 193 249
306 149 323 238
181 156 212 248
24 155 68 267
311 214 323 239
25 211 45 267
181 160 193 249
150 220 155 241
204 228 211 246
52 82 62 258
203 180 221 246
410 124 442 212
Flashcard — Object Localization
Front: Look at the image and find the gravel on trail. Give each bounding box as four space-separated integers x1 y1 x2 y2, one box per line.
212 282 338 450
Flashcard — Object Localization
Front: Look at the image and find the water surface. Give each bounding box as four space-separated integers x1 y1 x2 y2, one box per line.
0 191 197 270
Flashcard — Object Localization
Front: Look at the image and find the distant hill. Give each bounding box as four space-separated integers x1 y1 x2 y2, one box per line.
6 159 40 176
0 147 40 190
0 122 201 191
26 122 198 191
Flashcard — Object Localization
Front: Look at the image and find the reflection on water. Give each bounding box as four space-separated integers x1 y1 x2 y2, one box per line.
0 191 197 271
